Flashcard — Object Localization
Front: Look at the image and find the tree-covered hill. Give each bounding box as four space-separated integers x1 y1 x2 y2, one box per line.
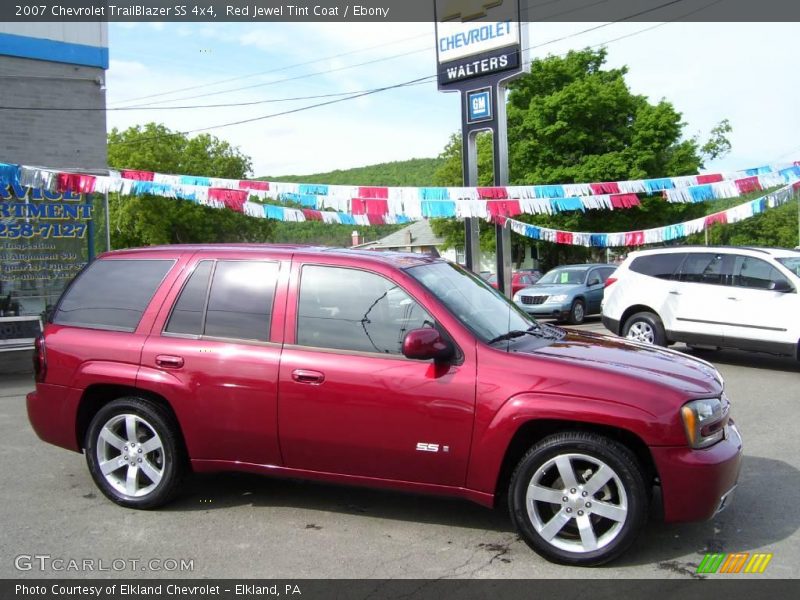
264 157 442 187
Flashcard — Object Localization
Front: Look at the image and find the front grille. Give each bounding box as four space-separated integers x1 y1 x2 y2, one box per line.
521 295 548 305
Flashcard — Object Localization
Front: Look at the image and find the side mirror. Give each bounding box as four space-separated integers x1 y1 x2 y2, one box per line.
402 328 454 362
769 279 793 293
588 277 601 287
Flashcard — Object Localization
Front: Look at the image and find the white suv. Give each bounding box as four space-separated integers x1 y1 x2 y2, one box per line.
602 246 800 358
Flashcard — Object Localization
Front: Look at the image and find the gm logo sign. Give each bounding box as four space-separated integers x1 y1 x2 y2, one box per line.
467 88 492 123
439 0 503 21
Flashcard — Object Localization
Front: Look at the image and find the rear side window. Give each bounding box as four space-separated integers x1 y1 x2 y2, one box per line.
678 253 726 285
53 259 174 332
297 265 434 355
629 253 685 280
165 260 279 342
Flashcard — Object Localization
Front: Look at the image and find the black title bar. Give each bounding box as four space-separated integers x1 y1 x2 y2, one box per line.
2 0 800 22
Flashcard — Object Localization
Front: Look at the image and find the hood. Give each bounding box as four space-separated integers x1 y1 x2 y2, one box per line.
517 283 582 296
512 328 723 397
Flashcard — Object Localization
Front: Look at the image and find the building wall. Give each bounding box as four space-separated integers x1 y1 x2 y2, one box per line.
0 23 108 169
0 55 107 169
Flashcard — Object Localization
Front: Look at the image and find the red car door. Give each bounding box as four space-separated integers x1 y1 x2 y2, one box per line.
139 253 288 467
277 258 477 486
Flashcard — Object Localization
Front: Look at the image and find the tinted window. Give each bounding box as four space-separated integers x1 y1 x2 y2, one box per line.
203 261 279 342
53 259 173 332
629 253 685 280
732 256 790 290
297 266 434 354
678 253 726 285
165 261 213 335
599 267 617 281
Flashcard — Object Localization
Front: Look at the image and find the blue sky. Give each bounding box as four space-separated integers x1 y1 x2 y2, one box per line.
106 21 800 178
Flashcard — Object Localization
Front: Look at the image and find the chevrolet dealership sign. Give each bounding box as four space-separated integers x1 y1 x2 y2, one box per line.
437 20 518 62
434 0 523 88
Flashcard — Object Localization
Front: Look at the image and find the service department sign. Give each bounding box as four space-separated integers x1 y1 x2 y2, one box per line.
434 0 523 88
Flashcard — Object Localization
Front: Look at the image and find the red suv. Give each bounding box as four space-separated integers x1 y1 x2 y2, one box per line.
27 245 742 566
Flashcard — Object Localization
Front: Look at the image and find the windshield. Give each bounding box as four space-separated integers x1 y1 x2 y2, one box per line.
406 262 537 344
537 268 589 285
776 257 800 277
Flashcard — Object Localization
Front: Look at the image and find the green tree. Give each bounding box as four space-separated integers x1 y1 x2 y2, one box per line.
107 123 268 248
108 122 252 177
431 48 739 267
700 118 733 162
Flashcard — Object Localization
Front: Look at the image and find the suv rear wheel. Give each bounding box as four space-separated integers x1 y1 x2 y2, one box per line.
508 432 648 566
84 397 185 509
623 311 666 346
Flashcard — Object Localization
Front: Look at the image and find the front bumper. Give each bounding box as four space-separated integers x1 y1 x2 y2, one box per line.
515 302 570 320
651 422 743 523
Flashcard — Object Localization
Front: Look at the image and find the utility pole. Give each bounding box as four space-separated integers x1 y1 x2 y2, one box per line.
434 0 528 295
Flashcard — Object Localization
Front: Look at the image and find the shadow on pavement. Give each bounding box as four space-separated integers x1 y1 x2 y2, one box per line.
682 347 800 373
166 455 798 569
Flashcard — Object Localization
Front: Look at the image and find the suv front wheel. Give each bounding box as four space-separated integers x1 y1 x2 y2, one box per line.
84 397 185 509
508 432 648 566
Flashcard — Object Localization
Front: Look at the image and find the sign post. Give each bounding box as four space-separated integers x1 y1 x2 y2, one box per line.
434 0 528 295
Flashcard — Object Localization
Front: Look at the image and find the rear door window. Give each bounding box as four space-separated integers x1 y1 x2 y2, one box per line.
677 253 727 285
164 260 279 342
164 261 213 335
52 259 174 332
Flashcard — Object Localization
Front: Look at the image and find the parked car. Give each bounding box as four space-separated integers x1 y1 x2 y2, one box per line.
487 271 541 296
513 264 617 324
602 246 800 357
28 245 741 566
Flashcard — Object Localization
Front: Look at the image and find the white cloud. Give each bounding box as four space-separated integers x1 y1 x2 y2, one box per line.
105 21 800 178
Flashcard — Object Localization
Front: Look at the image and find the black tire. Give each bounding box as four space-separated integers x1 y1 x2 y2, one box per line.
508 432 649 566
84 397 185 509
622 311 666 346
568 299 586 325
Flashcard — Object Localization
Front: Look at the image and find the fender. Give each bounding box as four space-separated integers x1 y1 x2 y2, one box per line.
466 391 681 494
69 360 142 390
134 365 204 456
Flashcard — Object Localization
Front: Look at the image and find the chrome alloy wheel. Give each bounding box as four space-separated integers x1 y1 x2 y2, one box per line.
96 414 165 497
626 321 655 344
525 453 628 553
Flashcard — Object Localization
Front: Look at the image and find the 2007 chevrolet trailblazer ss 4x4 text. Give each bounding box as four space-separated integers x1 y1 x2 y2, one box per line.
27 245 742 565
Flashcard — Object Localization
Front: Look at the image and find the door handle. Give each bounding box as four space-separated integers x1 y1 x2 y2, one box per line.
291 369 325 384
668 290 681 295
155 355 184 369
727 297 740 301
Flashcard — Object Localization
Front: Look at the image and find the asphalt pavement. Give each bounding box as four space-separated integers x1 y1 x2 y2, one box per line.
1 319 798 579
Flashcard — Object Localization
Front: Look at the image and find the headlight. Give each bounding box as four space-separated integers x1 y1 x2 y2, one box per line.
545 294 569 303
681 397 729 448
513 293 521 302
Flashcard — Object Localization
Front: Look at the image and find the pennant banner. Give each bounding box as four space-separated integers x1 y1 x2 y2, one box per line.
504 182 800 248
1 161 798 231
1 160 799 224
